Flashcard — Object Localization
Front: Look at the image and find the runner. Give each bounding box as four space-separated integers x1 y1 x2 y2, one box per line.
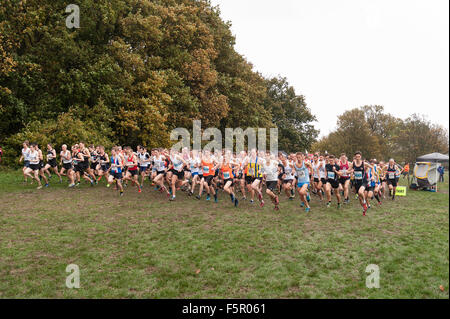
220 153 239 207
123 146 142 193
188 149 201 196
168 149 188 201
23 143 43 189
338 153 351 204
35 144 49 187
88 145 99 183
107 147 124 196
96 146 110 183
386 158 400 201
248 149 265 207
60 144 75 187
280 154 295 200
43 143 62 183
293 152 312 212
263 153 281 211
312 154 325 202
152 148 170 196
325 155 342 209
349 151 373 216
19 141 31 183
197 150 218 202
80 142 96 183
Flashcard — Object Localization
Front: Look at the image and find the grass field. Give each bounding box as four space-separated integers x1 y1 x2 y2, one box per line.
0 169 448 299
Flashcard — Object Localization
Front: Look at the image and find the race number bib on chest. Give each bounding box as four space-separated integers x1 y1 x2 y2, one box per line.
389 172 395 179
223 172 230 179
328 171 335 179
354 171 363 180
203 166 210 174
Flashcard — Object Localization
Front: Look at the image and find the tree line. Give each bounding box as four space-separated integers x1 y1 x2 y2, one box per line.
0 0 318 167
1 1 447 168
312 105 449 164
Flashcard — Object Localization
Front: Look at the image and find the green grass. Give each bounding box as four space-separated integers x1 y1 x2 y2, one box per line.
0 170 448 299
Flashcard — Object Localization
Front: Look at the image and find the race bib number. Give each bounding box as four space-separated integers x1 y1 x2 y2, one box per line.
354 171 363 180
203 166 210 174
389 173 395 179
223 172 230 179
298 170 306 178
328 171 335 179
248 168 254 175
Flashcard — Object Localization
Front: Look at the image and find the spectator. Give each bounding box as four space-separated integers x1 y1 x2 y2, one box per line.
438 165 445 183
402 163 410 179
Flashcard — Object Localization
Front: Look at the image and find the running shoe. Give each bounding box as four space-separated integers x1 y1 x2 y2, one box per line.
300 202 305 207
337 203 341 209
260 200 265 208
170 195 176 201
214 194 218 203
326 202 331 208
69 183 75 188
206 195 210 201
196 195 201 200
37 185 43 190
45 183 49 187
305 207 310 213
306 194 311 202
258 193 263 202
234 198 239 207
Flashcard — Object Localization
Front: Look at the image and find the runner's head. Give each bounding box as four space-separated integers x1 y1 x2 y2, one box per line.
328 155 335 164
354 151 362 161
47 143 53 150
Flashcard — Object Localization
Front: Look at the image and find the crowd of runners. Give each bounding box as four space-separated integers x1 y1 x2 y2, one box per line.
19 141 407 216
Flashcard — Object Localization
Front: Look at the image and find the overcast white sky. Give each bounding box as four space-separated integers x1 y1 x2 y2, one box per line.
210 0 449 137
